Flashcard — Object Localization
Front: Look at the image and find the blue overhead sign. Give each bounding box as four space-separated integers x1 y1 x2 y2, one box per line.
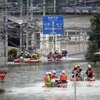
43 16 64 34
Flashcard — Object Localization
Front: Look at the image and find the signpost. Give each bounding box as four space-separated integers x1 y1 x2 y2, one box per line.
0 72 7 81
43 16 64 52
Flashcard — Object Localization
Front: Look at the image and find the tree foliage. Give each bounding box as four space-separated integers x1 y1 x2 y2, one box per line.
8 47 18 61
85 13 100 62
85 40 99 62
89 13 100 47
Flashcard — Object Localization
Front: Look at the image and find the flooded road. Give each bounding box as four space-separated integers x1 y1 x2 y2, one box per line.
0 61 100 100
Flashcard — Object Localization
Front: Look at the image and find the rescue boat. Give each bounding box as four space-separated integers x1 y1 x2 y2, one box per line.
87 77 95 81
14 59 20 63
42 83 67 88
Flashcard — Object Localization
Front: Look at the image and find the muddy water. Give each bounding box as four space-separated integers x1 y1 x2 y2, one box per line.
0 61 100 100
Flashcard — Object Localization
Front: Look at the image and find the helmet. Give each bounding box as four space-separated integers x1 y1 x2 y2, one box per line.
62 70 65 73
74 65 77 68
74 65 77 70
53 70 56 73
77 64 80 67
88 64 91 68
48 72 51 74
27 52 29 54
46 72 48 75
21 51 23 54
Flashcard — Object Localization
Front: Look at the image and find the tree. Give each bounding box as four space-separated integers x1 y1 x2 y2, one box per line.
8 47 18 61
85 13 100 62
85 40 99 62
89 13 100 47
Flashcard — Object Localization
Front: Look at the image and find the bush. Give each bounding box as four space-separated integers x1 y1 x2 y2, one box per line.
8 47 18 61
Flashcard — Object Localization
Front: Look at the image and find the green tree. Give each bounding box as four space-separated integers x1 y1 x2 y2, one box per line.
8 47 18 61
85 40 99 62
85 13 100 62
89 13 100 47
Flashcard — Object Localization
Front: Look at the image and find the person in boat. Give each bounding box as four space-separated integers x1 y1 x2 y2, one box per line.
48 72 52 80
77 64 82 75
53 50 59 59
86 64 94 78
62 49 68 57
44 72 51 87
26 52 31 58
51 70 58 87
47 52 53 59
77 64 83 80
60 70 68 83
51 70 58 79
31 54 38 60
72 65 79 81
19 51 24 57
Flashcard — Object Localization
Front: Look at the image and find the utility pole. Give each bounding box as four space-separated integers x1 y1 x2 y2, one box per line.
43 0 45 16
66 0 68 7
54 0 56 13
43 0 46 54
26 0 29 52
30 0 33 21
3 0 8 63
20 0 23 53
53 0 56 53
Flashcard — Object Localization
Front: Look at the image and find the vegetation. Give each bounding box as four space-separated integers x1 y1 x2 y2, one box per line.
85 13 100 62
8 47 18 61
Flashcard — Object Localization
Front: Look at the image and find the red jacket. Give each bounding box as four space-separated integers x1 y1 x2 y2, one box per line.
87 69 94 75
51 73 57 79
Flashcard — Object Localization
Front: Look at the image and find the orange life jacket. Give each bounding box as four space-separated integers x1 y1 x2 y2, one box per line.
60 73 68 81
87 69 94 74
44 75 47 81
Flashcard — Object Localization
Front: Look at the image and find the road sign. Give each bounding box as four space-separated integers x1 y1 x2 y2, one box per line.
43 16 64 34
0 72 7 81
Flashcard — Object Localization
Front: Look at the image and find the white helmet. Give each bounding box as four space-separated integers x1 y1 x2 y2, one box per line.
48 72 51 74
62 70 65 73
46 72 49 75
75 65 77 68
27 52 29 54
53 70 56 73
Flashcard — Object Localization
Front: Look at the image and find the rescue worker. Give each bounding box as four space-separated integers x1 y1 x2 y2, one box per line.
48 72 52 80
47 52 52 59
51 70 57 79
72 65 79 81
60 70 68 83
26 52 31 58
77 64 82 75
77 64 83 80
44 72 51 87
62 49 68 57
86 64 94 78
51 70 58 87
19 51 24 57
